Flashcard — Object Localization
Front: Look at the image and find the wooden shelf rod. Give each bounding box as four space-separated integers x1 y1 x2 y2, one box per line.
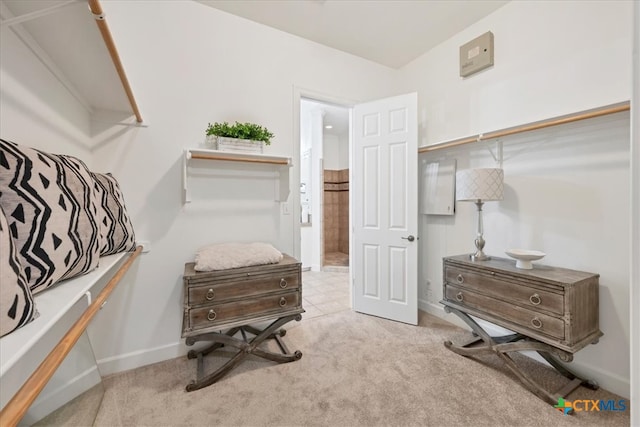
87 0 143 123
0 246 143 427
190 153 291 165
418 101 630 153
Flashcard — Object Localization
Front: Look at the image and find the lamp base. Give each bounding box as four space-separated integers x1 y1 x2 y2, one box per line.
470 252 491 262
468 200 491 262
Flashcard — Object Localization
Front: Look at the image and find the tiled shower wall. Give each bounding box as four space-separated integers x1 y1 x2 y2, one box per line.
323 169 349 255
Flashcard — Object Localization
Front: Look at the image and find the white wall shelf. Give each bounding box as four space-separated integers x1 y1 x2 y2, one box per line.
418 101 630 153
183 148 292 203
0 0 143 123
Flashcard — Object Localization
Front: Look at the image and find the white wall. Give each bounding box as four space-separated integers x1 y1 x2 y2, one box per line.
323 134 341 170
402 1 631 148
300 101 325 271
399 1 633 397
86 1 397 373
323 133 349 171
338 134 350 170
0 26 92 160
299 103 313 268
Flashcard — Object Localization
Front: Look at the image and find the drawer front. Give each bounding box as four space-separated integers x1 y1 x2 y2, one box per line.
445 284 565 340
188 274 300 306
445 266 564 315
188 291 301 331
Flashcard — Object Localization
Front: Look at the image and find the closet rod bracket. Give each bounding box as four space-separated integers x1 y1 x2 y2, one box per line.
89 8 105 21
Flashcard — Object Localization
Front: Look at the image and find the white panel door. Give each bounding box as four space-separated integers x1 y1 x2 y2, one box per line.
352 93 418 325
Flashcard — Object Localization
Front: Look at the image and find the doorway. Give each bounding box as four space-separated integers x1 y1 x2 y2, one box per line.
296 91 418 324
299 98 350 272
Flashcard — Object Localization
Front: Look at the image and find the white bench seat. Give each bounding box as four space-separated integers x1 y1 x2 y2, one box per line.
0 252 128 410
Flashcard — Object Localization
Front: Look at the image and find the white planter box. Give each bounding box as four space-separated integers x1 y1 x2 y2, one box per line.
206 136 264 154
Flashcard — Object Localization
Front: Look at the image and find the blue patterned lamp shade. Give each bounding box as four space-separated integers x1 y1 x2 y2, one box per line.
456 168 504 201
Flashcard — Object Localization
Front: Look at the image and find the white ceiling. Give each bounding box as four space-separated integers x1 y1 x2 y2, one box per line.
197 0 509 69
301 98 350 139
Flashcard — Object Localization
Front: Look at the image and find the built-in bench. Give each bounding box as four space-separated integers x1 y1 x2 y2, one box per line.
0 249 140 424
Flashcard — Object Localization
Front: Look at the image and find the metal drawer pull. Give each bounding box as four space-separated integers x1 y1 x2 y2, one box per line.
279 297 287 307
280 278 288 289
529 293 541 305
531 317 543 329
207 309 217 321
455 292 464 302
456 274 464 284
205 289 215 301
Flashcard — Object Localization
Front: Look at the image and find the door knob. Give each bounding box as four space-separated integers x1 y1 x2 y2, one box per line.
401 235 416 242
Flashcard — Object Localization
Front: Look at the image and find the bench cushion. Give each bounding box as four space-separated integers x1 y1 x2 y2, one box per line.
0 205 37 337
195 242 283 271
0 140 101 294
91 172 136 256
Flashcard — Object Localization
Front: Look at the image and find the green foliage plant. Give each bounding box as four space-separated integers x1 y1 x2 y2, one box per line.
205 121 274 145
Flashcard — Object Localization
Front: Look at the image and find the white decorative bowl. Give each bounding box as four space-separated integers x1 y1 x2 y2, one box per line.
505 249 546 269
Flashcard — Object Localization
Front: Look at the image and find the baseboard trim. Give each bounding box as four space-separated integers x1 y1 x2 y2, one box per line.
418 299 468 329
566 360 630 399
97 341 184 376
23 366 101 424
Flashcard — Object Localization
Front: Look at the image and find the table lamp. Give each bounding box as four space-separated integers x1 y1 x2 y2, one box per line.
455 168 504 261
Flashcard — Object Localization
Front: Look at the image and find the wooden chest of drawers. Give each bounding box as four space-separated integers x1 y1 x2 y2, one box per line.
182 255 304 338
441 255 602 353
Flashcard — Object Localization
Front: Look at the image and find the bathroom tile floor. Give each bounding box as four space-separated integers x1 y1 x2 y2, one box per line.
324 251 349 267
300 270 351 321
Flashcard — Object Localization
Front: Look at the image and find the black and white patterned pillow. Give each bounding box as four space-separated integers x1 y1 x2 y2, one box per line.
0 139 101 294
91 172 136 255
0 206 37 337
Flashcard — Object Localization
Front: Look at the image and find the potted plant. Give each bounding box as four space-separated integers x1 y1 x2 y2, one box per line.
205 121 274 153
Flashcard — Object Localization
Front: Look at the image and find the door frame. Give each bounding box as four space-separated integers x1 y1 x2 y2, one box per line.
292 86 358 270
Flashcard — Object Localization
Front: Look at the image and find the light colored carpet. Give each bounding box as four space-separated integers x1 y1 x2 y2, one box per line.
64 310 632 426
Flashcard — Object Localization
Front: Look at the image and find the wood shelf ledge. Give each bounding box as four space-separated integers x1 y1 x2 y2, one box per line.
186 148 292 166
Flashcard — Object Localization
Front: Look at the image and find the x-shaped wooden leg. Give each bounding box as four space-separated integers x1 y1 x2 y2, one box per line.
443 306 598 409
185 314 302 392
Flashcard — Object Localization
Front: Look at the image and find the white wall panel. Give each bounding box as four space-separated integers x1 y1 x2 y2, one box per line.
0 28 91 160
388 142 407 230
389 108 407 133
363 113 380 137
363 244 380 298
388 247 407 303
363 146 380 229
